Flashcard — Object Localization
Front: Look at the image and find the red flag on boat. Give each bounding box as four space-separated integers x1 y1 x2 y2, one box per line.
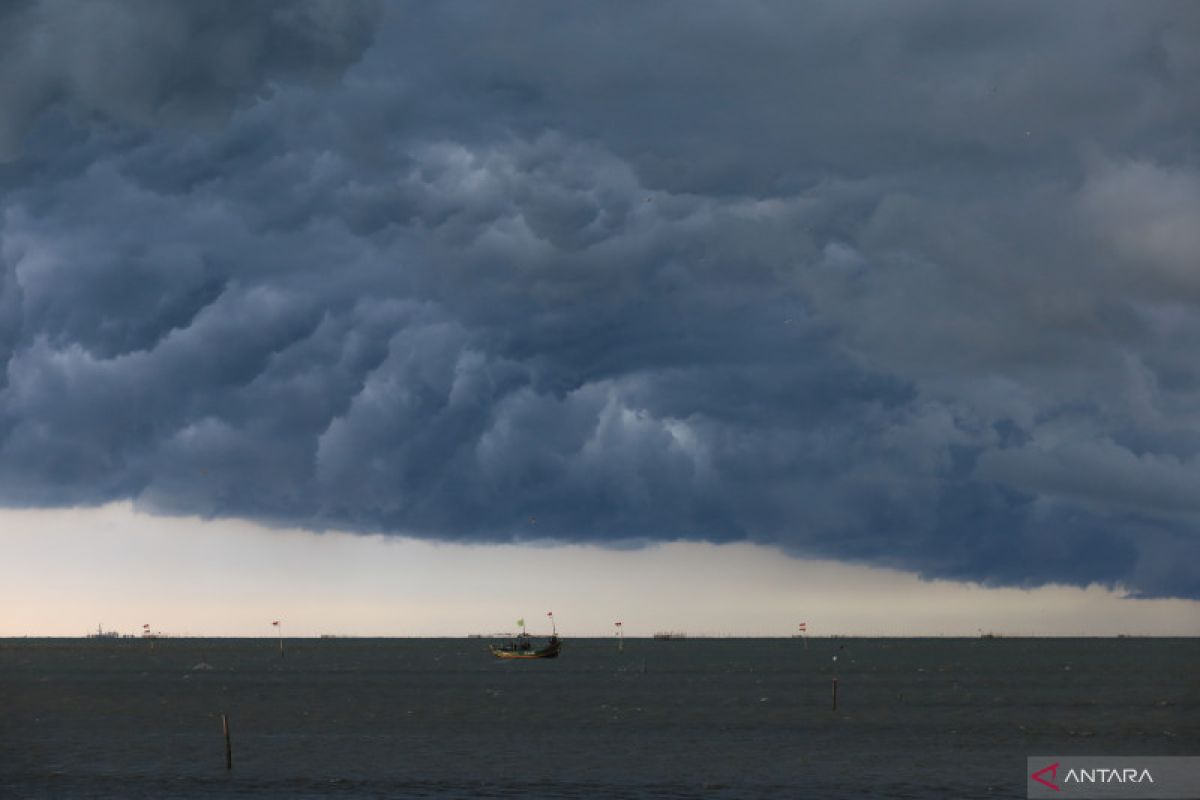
798 622 807 631
272 621 280 626
615 621 622 626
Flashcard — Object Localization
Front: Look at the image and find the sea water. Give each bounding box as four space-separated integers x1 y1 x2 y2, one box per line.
2 638 1196 798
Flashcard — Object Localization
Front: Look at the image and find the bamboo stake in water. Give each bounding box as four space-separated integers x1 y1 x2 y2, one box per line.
831 655 839 710
221 713 232 769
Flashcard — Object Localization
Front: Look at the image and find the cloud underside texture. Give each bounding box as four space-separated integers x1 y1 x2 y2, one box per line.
1 1 1199 598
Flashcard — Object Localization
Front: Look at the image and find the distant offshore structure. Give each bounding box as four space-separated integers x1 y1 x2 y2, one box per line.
653 631 687 640
86 624 120 639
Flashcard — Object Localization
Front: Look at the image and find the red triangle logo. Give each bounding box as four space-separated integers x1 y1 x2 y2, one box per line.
1031 762 1060 791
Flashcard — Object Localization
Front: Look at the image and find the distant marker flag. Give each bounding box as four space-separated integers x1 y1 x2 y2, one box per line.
272 621 280 626
799 622 807 632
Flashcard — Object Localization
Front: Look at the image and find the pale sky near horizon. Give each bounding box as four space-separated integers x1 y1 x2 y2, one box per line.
3 503 1197 639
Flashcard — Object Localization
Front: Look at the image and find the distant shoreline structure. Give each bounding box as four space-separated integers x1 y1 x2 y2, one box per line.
86 624 120 639
652 631 687 640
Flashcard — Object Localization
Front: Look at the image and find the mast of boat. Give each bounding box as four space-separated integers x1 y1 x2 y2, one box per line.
615 621 623 652
547 611 556 636
517 617 525 636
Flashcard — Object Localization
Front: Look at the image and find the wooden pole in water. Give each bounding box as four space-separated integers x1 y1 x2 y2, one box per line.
221 713 232 769
273 620 283 657
615 621 623 653
831 655 839 711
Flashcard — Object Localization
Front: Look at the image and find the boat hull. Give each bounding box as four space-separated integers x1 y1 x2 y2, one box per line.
489 641 561 659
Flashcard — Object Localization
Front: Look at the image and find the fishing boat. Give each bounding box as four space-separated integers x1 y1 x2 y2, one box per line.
490 613 562 659
489 634 562 659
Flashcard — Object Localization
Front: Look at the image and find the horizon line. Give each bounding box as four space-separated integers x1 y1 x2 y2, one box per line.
8 633 1197 640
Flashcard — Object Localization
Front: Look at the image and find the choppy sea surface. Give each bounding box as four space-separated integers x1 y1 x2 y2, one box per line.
1 637 1196 799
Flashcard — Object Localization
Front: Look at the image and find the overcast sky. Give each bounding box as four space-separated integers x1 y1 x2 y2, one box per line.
2 2 1199 634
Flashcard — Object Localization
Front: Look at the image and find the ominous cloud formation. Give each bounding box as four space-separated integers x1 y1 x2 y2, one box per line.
1 1 1198 598
0 0 381 159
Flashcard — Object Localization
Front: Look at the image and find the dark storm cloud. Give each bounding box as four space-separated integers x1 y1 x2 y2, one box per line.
0 0 381 159
1 1 1198 598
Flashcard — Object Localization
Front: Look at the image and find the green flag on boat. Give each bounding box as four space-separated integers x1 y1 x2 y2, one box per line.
516 618 524 628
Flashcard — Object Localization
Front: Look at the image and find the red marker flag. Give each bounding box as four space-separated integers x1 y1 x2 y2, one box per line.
547 611 553 617
798 622 807 631
272 621 280 626
615 622 623 626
